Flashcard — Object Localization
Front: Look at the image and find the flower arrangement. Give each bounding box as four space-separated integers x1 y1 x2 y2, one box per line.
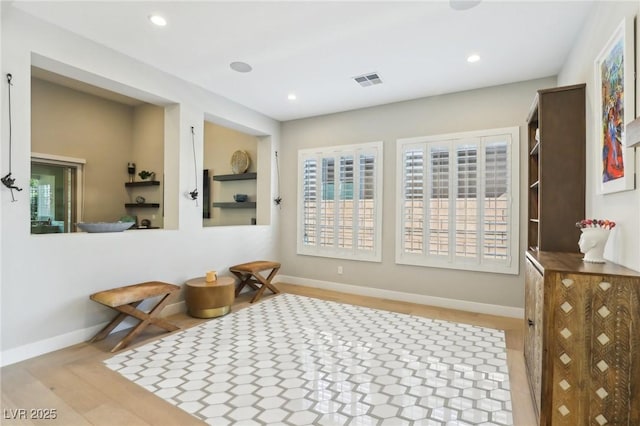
575 219 616 230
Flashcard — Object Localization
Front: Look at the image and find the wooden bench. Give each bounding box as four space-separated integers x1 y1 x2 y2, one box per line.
89 281 180 352
230 261 281 303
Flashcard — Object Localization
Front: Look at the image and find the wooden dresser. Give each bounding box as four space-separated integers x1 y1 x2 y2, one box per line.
524 250 640 425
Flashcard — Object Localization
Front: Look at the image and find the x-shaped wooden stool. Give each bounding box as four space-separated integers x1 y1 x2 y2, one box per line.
230 261 281 303
89 281 180 352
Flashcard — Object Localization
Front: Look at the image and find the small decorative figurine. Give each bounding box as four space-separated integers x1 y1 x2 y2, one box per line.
576 219 615 263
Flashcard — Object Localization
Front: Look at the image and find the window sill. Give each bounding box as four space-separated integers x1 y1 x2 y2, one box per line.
396 253 518 275
297 248 381 263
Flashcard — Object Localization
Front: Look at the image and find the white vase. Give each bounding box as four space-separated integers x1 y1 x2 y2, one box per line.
578 228 610 263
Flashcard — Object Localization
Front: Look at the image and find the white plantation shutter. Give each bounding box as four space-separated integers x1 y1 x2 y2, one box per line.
402 148 424 254
338 155 354 249
358 154 376 251
320 158 334 247
397 128 519 275
429 145 450 257
298 142 382 262
483 139 509 260
455 143 478 258
302 159 317 247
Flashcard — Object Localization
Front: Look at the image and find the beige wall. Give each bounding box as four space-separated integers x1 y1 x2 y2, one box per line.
31 78 165 227
131 104 165 228
280 77 556 309
31 77 133 223
203 121 258 226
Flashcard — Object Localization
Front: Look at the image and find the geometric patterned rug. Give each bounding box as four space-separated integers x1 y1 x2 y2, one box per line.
105 294 513 425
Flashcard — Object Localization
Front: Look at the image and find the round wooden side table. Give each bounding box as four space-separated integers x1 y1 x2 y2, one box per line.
184 276 235 318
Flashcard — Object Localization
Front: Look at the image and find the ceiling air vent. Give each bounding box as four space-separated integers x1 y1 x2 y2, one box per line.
353 72 382 87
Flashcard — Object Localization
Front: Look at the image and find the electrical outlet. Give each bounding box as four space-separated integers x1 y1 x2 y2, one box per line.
337 266 343 275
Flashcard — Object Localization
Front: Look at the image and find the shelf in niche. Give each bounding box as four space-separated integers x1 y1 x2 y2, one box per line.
125 180 160 187
213 173 257 182
213 202 256 209
125 203 160 208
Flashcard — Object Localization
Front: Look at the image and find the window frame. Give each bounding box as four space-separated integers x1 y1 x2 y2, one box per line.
31 152 85 233
395 127 519 275
297 141 383 262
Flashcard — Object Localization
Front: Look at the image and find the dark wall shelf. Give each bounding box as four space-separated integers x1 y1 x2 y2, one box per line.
213 172 257 181
125 180 160 187
125 203 160 208
213 202 256 209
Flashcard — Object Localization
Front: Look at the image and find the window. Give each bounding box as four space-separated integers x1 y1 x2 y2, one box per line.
298 141 383 262
396 127 519 274
30 153 85 234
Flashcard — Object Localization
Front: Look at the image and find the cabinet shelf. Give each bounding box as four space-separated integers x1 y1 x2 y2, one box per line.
124 180 160 187
213 202 256 209
529 180 539 189
529 141 540 156
212 172 257 182
125 203 160 208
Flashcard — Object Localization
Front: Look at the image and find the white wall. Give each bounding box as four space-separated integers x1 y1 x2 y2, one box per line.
0 7 281 365
558 2 640 271
279 77 556 312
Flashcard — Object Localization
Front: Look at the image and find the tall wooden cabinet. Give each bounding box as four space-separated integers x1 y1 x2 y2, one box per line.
524 251 640 425
527 84 585 252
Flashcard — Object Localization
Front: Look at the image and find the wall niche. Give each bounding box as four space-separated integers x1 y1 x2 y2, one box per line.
30 67 165 233
203 121 259 227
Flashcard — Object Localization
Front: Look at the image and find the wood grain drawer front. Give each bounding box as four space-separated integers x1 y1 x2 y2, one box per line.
550 273 640 426
524 259 544 417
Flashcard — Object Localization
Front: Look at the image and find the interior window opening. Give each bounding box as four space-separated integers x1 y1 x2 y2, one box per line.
30 155 85 234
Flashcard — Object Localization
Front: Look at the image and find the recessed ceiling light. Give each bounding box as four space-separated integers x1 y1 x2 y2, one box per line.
230 61 253 73
288 93 297 101
149 14 167 27
467 54 481 63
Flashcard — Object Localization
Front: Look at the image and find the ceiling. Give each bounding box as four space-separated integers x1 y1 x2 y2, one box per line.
12 1 595 122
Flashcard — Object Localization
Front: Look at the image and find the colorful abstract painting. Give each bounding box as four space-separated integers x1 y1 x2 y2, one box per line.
595 18 635 194
599 38 625 183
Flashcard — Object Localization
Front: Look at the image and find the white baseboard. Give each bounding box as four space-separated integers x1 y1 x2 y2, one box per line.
162 300 186 317
275 275 524 319
1 323 106 367
0 300 186 367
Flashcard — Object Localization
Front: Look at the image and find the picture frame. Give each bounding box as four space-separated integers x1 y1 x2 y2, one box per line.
594 16 636 194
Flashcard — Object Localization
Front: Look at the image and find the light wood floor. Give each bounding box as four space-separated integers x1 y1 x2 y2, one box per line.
1 283 536 425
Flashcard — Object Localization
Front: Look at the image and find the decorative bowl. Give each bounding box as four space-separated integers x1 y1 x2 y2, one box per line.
77 222 135 233
231 150 250 174
233 194 248 202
